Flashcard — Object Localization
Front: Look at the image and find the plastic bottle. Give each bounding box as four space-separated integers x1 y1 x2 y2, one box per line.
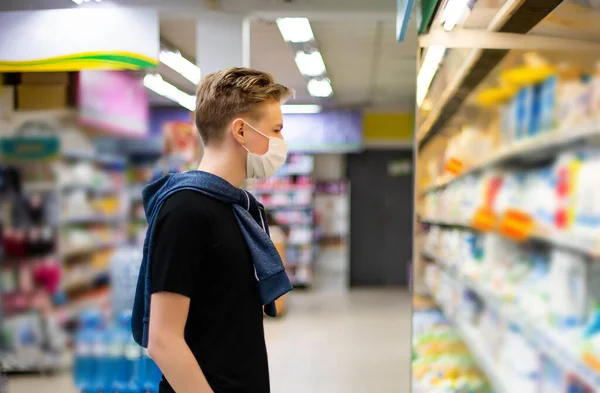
73 310 102 393
139 346 162 393
90 313 108 393
549 249 588 328
103 321 122 393
583 302 600 338
120 311 141 393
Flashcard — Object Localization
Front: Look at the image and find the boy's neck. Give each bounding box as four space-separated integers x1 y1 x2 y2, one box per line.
197 148 246 188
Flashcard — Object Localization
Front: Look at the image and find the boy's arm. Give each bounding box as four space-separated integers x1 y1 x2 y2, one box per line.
148 291 213 393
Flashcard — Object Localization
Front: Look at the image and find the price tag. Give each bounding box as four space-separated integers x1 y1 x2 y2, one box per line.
582 351 600 373
499 208 535 241
444 157 464 176
472 206 497 232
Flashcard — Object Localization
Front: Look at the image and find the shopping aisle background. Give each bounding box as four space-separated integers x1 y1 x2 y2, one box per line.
7 249 411 393
0 3 415 390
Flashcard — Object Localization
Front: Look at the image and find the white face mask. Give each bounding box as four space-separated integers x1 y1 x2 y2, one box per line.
241 121 288 179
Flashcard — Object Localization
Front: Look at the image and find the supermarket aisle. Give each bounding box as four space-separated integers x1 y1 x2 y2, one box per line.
8 251 410 393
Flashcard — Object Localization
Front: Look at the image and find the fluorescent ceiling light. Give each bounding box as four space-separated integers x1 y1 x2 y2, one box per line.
72 0 101 4
416 46 446 106
276 18 314 43
281 105 322 114
294 51 327 77
143 74 195 111
159 49 201 85
441 0 471 31
307 79 333 98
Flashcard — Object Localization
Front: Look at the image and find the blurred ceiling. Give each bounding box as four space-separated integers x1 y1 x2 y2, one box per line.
1 0 417 112
158 15 417 111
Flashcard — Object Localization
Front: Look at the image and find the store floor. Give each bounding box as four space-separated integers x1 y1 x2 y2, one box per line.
8 250 411 393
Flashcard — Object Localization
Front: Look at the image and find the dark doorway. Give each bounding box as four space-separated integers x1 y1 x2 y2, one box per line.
346 149 413 287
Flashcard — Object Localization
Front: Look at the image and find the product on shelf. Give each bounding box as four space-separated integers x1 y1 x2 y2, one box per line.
423 144 600 251
423 227 600 392
73 309 161 393
412 307 490 393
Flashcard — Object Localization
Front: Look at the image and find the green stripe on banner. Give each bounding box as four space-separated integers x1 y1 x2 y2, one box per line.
0 51 158 70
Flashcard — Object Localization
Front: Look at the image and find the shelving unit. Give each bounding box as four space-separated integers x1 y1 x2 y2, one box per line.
59 149 128 312
415 1 600 392
246 153 316 287
0 135 129 373
0 140 68 372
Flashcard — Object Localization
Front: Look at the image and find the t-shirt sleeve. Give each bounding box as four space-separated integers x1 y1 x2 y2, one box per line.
150 192 210 298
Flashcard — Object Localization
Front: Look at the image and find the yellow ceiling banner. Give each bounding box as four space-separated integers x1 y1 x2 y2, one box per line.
363 113 414 144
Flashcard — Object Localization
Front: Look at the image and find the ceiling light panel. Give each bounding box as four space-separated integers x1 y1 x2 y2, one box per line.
276 18 314 43
307 79 333 98
159 49 201 85
281 104 322 114
294 51 327 77
276 18 333 99
144 74 195 111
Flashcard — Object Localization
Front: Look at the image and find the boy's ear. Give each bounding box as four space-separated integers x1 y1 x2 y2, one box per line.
231 118 246 144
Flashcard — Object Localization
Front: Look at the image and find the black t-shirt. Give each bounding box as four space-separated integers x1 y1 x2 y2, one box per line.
150 190 270 393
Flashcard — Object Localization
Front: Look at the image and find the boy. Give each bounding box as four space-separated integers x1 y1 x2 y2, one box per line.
132 67 294 393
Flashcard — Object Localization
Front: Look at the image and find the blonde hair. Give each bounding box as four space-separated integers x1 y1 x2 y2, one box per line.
195 67 294 145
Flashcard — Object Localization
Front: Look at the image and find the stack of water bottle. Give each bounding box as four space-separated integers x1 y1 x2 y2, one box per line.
73 246 161 392
73 310 162 393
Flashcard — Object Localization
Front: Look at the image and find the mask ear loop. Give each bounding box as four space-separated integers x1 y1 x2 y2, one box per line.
238 120 269 155
243 120 270 139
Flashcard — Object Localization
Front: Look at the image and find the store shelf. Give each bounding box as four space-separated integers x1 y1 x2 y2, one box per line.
417 0 565 149
62 270 110 294
23 181 57 193
63 183 122 194
51 288 111 326
25 181 123 195
422 217 600 259
11 108 77 123
1 352 72 373
427 287 511 393
63 150 126 166
265 205 313 211
61 213 126 225
62 240 120 258
426 254 600 390
421 217 471 228
250 187 315 194
422 122 600 195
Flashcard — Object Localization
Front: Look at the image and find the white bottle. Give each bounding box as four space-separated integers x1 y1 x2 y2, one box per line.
549 249 588 328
